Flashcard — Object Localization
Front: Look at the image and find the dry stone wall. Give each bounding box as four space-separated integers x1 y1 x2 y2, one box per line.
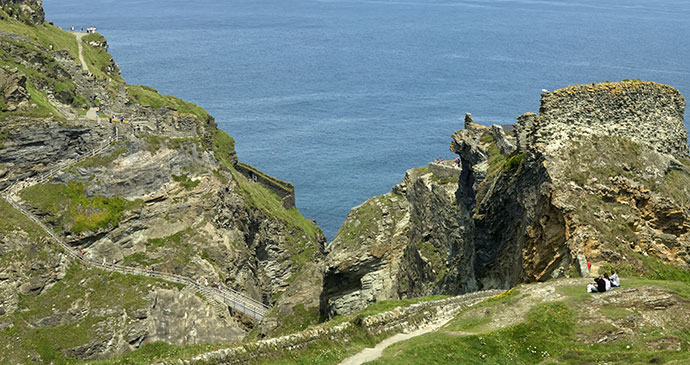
516 81 689 159
180 290 502 365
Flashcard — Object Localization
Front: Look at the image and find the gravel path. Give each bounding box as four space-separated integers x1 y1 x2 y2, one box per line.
71 32 89 72
338 314 455 365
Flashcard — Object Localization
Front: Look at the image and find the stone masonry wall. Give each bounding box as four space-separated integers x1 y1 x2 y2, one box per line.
180 290 502 365
516 81 689 159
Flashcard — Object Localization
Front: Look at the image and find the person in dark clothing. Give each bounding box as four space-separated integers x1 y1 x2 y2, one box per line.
594 275 606 293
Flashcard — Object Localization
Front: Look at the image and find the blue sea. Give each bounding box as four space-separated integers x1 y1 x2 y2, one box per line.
44 0 690 240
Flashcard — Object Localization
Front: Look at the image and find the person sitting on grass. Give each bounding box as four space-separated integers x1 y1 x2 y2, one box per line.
603 273 612 291
610 270 620 288
588 275 607 293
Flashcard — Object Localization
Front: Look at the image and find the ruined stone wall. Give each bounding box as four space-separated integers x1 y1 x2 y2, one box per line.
184 290 502 365
516 81 689 159
235 162 295 209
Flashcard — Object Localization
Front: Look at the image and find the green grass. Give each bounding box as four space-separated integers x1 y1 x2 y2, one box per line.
0 38 68 120
140 228 205 273
371 302 576 364
0 198 45 240
121 252 165 267
417 241 447 283
599 305 633 320
212 128 319 244
20 181 140 233
236 162 292 192
430 175 458 185
504 153 526 170
127 85 210 122
445 315 492 332
0 128 9 148
482 132 506 178
333 193 404 249
74 147 127 169
172 173 200 190
0 12 79 58
370 295 690 365
80 33 124 84
27 80 64 119
212 129 236 167
564 135 650 187
273 304 321 336
229 167 319 240
86 341 228 365
0 264 179 364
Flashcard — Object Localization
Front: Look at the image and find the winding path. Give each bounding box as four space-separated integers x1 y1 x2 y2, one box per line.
71 31 89 73
2 132 270 320
338 303 476 365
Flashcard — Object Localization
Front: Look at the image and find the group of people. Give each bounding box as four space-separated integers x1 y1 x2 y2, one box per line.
65 25 97 33
587 271 620 293
195 278 223 291
76 249 116 266
430 157 461 167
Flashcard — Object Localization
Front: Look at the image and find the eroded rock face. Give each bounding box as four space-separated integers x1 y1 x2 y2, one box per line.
324 81 690 316
0 4 325 357
0 67 30 111
322 162 476 317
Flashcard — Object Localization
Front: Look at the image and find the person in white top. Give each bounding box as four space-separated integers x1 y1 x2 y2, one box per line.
610 271 620 287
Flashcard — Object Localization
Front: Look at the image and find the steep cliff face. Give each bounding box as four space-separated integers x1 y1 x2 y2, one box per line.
322 162 477 317
474 81 690 288
0 6 324 361
324 80 690 316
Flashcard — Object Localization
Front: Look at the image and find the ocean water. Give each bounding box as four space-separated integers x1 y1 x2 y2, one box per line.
44 0 690 240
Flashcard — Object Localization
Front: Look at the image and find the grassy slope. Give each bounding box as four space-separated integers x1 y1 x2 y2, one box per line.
211 128 322 279
0 198 45 240
370 278 690 365
94 294 449 365
0 11 79 58
80 33 123 84
20 181 142 234
0 11 88 120
126 85 210 122
0 264 182 364
562 135 690 276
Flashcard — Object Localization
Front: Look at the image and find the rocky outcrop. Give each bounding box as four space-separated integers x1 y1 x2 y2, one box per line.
324 80 690 316
322 161 476 317
0 0 44 24
0 5 325 360
0 67 30 111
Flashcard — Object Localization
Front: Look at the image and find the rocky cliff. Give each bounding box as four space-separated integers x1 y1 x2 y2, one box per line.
0 0 44 24
322 80 690 317
0 4 325 362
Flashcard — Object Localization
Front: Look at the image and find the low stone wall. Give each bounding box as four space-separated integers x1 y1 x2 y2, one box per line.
180 289 503 365
515 81 689 159
234 162 295 209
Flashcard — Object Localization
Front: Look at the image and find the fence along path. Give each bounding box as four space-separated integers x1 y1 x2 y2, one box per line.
1 132 270 320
